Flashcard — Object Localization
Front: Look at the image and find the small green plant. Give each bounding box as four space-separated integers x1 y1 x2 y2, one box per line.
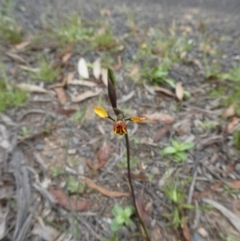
33 56 59 82
162 181 194 228
0 0 22 44
19 126 31 138
210 66 240 115
51 166 64 177
198 120 219 130
220 232 239 241
67 176 85 193
93 29 116 50
110 204 135 232
51 14 94 45
233 129 240 149
0 64 27 112
117 156 138 169
223 184 240 199
70 108 86 122
103 233 121 241
161 139 194 162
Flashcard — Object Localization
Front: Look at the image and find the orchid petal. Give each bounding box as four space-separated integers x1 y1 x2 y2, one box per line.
94 106 109 118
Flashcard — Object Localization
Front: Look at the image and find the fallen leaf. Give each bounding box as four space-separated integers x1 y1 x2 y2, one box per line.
100 8 111 16
128 173 148 181
0 185 14 200
83 177 130 197
6 52 28 64
78 58 89 79
197 227 208 238
68 79 97 87
150 225 162 241
62 52 72 63
223 105 235 118
32 221 60 241
228 181 240 189
227 117 239 133
17 83 48 93
67 72 75 83
182 215 191 241
93 58 101 79
118 91 135 104
136 189 151 228
97 144 110 166
55 108 76 117
153 126 171 142
175 82 184 101
72 89 102 103
202 198 240 233
145 112 175 124
87 145 110 170
101 68 108 86
48 74 69 89
19 65 38 73
14 40 31 50
49 187 90 211
113 56 122 71
54 87 67 105
152 86 175 97
0 207 7 239
193 182 222 200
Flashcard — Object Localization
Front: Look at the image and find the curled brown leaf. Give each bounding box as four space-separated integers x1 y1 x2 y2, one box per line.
49 187 90 211
83 177 130 198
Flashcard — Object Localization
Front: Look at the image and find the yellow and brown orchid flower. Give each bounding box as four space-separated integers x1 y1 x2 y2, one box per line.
94 69 146 135
93 68 150 240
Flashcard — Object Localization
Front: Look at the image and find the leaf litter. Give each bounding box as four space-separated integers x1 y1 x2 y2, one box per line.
1 5 240 241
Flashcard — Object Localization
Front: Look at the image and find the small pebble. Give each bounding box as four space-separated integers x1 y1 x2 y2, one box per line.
68 149 76 155
71 137 80 146
35 144 44 151
198 227 208 237
0 140 10 149
192 232 202 241
235 163 240 175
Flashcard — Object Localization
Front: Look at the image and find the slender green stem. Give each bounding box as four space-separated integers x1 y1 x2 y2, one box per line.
125 133 150 241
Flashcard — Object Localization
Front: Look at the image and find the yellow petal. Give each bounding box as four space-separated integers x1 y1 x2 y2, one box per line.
130 116 147 122
94 106 109 118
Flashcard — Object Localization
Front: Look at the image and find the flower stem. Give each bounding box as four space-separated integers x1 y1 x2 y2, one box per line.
125 134 150 241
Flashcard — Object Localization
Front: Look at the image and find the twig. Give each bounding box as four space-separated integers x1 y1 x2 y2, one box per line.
125 134 150 241
187 167 198 205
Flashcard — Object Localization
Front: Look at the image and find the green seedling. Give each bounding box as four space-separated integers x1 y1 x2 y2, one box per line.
220 232 239 241
19 126 31 138
233 129 240 149
0 64 27 112
198 120 219 130
32 56 59 83
51 14 94 45
210 66 240 114
162 181 194 228
70 108 86 122
67 176 85 193
110 204 135 232
103 233 121 241
93 29 116 50
161 139 194 162
0 0 22 44
223 184 239 199
51 166 64 177
117 156 138 169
